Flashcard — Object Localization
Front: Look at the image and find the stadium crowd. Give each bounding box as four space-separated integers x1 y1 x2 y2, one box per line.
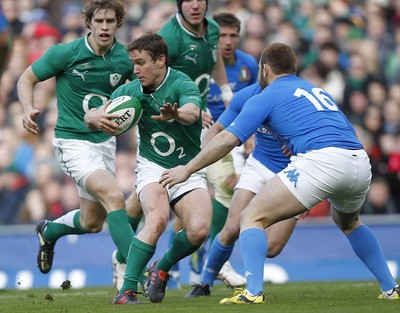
0 0 400 225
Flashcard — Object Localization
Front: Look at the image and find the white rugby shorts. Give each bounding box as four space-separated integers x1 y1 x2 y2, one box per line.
53 137 116 201
235 154 275 194
135 155 208 202
277 147 371 213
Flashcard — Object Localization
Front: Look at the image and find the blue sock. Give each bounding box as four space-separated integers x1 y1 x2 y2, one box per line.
347 224 397 291
201 235 234 287
240 228 267 295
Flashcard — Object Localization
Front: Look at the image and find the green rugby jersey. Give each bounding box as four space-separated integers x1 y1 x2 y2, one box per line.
111 67 202 168
32 34 134 142
158 13 220 110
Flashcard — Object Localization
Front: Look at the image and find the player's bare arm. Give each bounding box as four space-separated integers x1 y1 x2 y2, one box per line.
212 49 233 106
202 120 225 146
17 66 41 135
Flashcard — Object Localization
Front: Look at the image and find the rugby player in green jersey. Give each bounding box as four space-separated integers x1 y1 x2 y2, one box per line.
17 0 135 275
118 0 235 290
86 33 212 304
158 0 232 112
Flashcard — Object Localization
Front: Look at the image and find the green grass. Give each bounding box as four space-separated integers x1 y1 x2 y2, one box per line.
0 281 398 313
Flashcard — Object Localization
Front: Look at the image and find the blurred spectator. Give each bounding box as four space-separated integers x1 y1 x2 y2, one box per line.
264 1 285 38
341 52 372 114
300 42 345 105
240 34 264 60
59 1 84 37
367 79 387 108
385 26 400 85
0 2 11 80
1 0 24 37
362 176 398 214
268 20 310 69
346 90 370 126
382 98 400 134
0 165 29 224
363 105 384 141
24 21 61 64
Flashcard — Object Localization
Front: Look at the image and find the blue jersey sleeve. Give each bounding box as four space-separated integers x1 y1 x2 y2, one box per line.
226 93 272 144
218 83 262 128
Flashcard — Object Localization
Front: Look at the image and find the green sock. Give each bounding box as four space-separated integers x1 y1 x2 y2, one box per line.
158 229 197 272
128 215 143 233
44 210 87 243
210 198 228 244
107 210 134 264
120 237 155 293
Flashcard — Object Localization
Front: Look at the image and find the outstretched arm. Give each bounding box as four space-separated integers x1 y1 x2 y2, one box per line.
159 130 241 188
151 102 200 125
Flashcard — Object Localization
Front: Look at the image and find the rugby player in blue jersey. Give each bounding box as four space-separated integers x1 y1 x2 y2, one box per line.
185 80 301 298
160 42 399 303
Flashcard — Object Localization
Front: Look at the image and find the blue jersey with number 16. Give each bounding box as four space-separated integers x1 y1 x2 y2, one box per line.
226 75 363 155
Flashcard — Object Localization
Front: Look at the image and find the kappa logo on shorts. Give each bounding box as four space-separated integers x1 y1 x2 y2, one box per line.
283 168 299 188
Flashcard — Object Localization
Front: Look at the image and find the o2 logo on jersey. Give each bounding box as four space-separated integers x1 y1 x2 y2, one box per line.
150 132 186 159
294 87 338 111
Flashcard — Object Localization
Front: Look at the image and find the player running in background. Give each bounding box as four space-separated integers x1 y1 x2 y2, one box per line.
17 0 135 275
188 12 258 286
92 33 212 304
160 43 399 303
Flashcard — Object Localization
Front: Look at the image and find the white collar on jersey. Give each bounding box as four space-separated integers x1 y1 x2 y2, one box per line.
84 32 116 55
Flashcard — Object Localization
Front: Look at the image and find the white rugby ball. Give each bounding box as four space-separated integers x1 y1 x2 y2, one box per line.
105 95 143 136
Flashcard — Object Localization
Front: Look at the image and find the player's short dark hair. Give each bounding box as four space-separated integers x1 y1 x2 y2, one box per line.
127 33 169 65
212 12 241 33
260 43 297 75
83 0 126 29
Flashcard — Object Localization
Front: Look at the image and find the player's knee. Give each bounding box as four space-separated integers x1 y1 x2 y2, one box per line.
146 213 169 235
186 224 209 245
331 210 360 232
266 240 284 258
222 222 240 241
80 219 104 233
97 188 125 210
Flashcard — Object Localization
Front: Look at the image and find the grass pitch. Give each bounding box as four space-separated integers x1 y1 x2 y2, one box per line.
0 281 397 313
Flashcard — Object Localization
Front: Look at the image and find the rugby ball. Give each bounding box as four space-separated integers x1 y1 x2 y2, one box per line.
105 95 143 136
